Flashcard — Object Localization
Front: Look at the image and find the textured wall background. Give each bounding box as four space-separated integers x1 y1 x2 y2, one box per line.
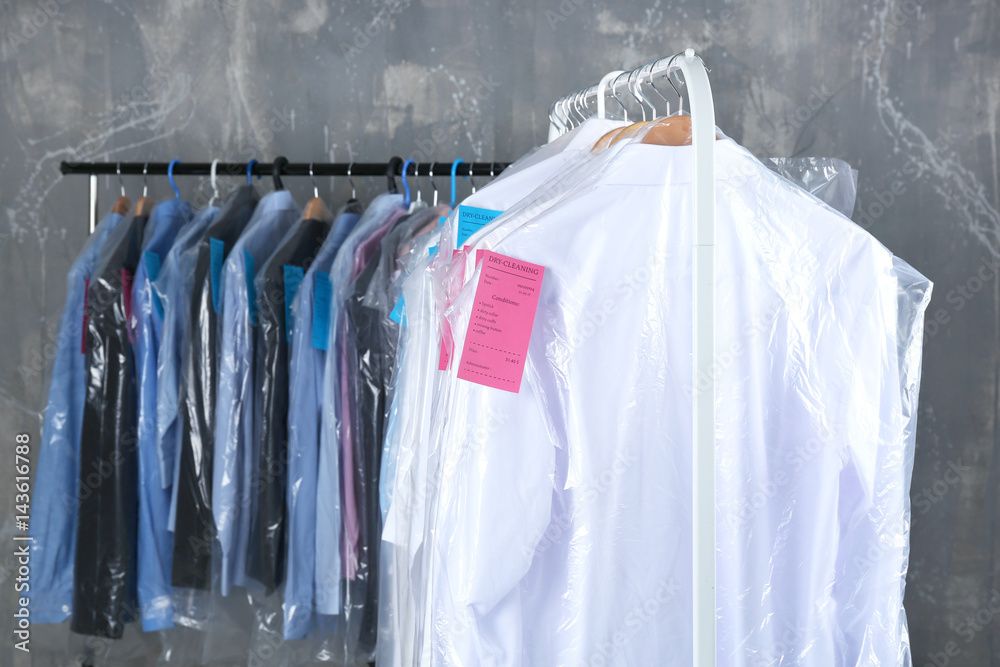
0 0 998 665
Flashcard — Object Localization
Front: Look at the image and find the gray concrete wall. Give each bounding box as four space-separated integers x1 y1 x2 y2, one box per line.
0 0 997 664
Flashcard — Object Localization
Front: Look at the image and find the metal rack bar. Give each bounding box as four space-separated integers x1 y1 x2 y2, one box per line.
60 161 509 177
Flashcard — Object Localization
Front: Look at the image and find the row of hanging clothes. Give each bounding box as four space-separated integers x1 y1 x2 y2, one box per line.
33 54 930 665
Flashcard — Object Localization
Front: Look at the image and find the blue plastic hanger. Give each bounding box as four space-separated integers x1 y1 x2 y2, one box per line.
450 159 465 208
247 159 258 185
168 159 181 199
401 158 415 207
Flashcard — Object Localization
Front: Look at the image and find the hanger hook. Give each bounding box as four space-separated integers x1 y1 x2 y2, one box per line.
346 162 357 199
247 159 258 186
168 159 181 199
142 163 148 197
272 156 288 190
117 162 125 197
414 163 423 204
386 156 402 193
210 159 220 205
309 163 318 198
610 73 629 122
401 158 415 206
449 159 464 208
429 163 438 207
625 70 643 122
645 59 673 116
467 163 476 194
663 52 687 115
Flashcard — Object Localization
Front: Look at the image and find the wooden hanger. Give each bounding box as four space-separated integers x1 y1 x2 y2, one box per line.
303 163 333 222
134 163 154 215
112 196 132 214
593 115 718 150
637 115 697 146
112 164 131 213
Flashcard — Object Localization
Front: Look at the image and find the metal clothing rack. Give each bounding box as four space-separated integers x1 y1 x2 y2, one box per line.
59 159 510 233
548 48 718 666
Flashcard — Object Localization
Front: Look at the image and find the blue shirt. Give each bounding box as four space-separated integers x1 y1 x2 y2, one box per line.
213 190 300 594
284 208 361 639
29 211 124 623
131 199 193 630
316 193 403 615
152 205 219 491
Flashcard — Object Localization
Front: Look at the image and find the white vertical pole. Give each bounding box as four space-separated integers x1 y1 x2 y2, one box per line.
677 48 717 667
89 173 98 234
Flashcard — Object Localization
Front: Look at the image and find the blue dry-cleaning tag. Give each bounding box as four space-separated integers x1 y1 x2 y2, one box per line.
244 248 257 326
312 271 332 350
389 296 406 325
456 205 502 247
210 237 225 313
283 265 304 342
144 251 164 318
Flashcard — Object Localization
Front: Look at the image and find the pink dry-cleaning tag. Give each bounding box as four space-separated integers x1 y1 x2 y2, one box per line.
457 251 544 393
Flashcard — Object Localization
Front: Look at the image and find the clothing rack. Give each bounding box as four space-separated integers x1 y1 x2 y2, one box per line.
59 159 510 233
549 48 718 666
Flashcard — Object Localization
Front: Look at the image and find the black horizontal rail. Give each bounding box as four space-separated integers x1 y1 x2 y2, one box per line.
60 161 509 178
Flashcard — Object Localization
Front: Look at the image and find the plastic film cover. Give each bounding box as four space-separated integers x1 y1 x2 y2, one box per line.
73 211 149 638
417 136 930 665
172 185 258 603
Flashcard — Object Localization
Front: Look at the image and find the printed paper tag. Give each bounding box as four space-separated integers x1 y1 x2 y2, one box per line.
244 249 257 326
456 205 502 247
81 278 90 354
144 251 163 319
389 296 406 325
210 237 225 313
312 271 332 350
456 251 544 393
283 265 304 342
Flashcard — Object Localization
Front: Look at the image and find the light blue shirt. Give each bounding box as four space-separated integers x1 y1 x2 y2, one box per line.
316 193 403 615
152 205 219 491
213 190 299 594
283 208 361 639
131 199 193 630
29 212 124 623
